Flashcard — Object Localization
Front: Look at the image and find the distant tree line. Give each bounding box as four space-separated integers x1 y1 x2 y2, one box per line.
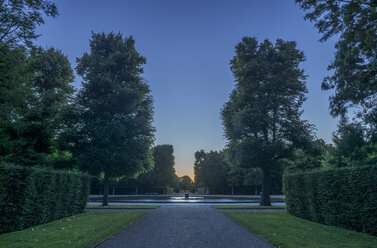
90 145 191 195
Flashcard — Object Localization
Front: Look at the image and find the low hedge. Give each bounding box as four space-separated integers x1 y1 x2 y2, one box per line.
283 165 377 235
0 164 90 233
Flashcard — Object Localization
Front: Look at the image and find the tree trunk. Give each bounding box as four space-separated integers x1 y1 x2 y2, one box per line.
231 186 234 195
205 185 210 195
135 185 138 195
103 174 109 206
260 169 271 206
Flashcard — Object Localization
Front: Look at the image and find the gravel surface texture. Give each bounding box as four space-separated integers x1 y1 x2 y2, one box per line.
95 205 275 248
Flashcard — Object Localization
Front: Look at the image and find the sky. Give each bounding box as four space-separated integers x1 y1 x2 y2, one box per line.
36 0 339 178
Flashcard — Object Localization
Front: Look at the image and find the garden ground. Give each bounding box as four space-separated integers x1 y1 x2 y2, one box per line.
1 205 376 248
0 212 148 248
226 212 377 248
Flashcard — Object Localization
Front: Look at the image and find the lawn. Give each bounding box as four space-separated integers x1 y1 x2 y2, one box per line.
212 205 285 209
86 205 160 209
225 212 377 248
0 211 148 248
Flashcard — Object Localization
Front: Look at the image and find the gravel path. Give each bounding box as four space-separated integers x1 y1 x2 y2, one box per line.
95 205 275 248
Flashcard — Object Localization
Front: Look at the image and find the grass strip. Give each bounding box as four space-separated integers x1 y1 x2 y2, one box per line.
0 211 148 248
212 205 285 209
225 212 377 248
86 205 160 209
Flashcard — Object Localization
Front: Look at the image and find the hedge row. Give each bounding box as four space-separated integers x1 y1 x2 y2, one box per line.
283 165 377 235
0 164 90 233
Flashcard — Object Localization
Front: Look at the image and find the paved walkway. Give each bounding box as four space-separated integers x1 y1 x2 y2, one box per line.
95 205 275 248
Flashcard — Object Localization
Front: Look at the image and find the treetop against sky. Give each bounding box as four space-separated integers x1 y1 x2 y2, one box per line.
35 0 338 177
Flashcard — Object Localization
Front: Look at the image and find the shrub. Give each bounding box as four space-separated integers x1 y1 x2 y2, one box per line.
283 165 377 236
0 164 90 233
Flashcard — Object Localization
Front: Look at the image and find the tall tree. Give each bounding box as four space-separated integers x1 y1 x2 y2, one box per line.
26 47 74 165
194 150 229 194
283 139 333 172
296 0 377 126
0 46 74 165
0 0 57 46
179 175 193 191
227 166 244 195
243 168 262 195
74 32 155 206
151 144 176 190
0 0 64 165
332 118 367 166
221 37 313 205
0 44 33 163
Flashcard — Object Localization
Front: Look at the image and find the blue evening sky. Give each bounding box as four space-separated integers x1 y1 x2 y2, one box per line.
36 0 339 178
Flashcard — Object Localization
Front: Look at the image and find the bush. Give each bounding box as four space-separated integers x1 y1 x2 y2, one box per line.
0 164 90 233
283 165 377 235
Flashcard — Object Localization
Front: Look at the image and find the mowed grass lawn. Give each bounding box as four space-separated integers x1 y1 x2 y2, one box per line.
0 211 148 248
212 205 285 209
86 205 160 209
225 212 377 248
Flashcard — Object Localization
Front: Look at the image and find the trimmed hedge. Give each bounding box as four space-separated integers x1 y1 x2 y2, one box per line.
0 164 90 233
283 165 377 235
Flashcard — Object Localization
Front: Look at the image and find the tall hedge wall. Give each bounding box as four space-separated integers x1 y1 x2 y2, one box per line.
0 164 90 233
283 165 377 235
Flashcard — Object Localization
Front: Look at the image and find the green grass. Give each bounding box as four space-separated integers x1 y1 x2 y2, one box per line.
86 205 160 209
0 211 148 248
225 212 377 248
212 205 285 209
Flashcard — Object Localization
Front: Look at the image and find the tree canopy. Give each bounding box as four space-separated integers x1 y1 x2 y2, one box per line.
296 0 377 125
74 32 155 205
0 0 58 46
221 37 314 205
194 150 229 194
179 175 193 191
151 144 176 187
0 46 74 165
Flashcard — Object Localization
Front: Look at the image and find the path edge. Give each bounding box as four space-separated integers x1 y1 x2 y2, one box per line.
220 210 277 248
91 211 150 248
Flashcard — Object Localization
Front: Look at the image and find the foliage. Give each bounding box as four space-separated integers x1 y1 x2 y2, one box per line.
313 118 377 168
221 37 313 205
24 47 74 166
179 175 193 191
194 150 229 194
0 45 74 166
283 164 377 235
296 0 377 126
0 212 148 248
133 144 176 193
226 212 377 248
226 165 244 188
73 32 155 205
284 139 335 172
0 44 34 163
150 144 176 187
0 164 90 234
243 168 262 188
0 0 58 46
